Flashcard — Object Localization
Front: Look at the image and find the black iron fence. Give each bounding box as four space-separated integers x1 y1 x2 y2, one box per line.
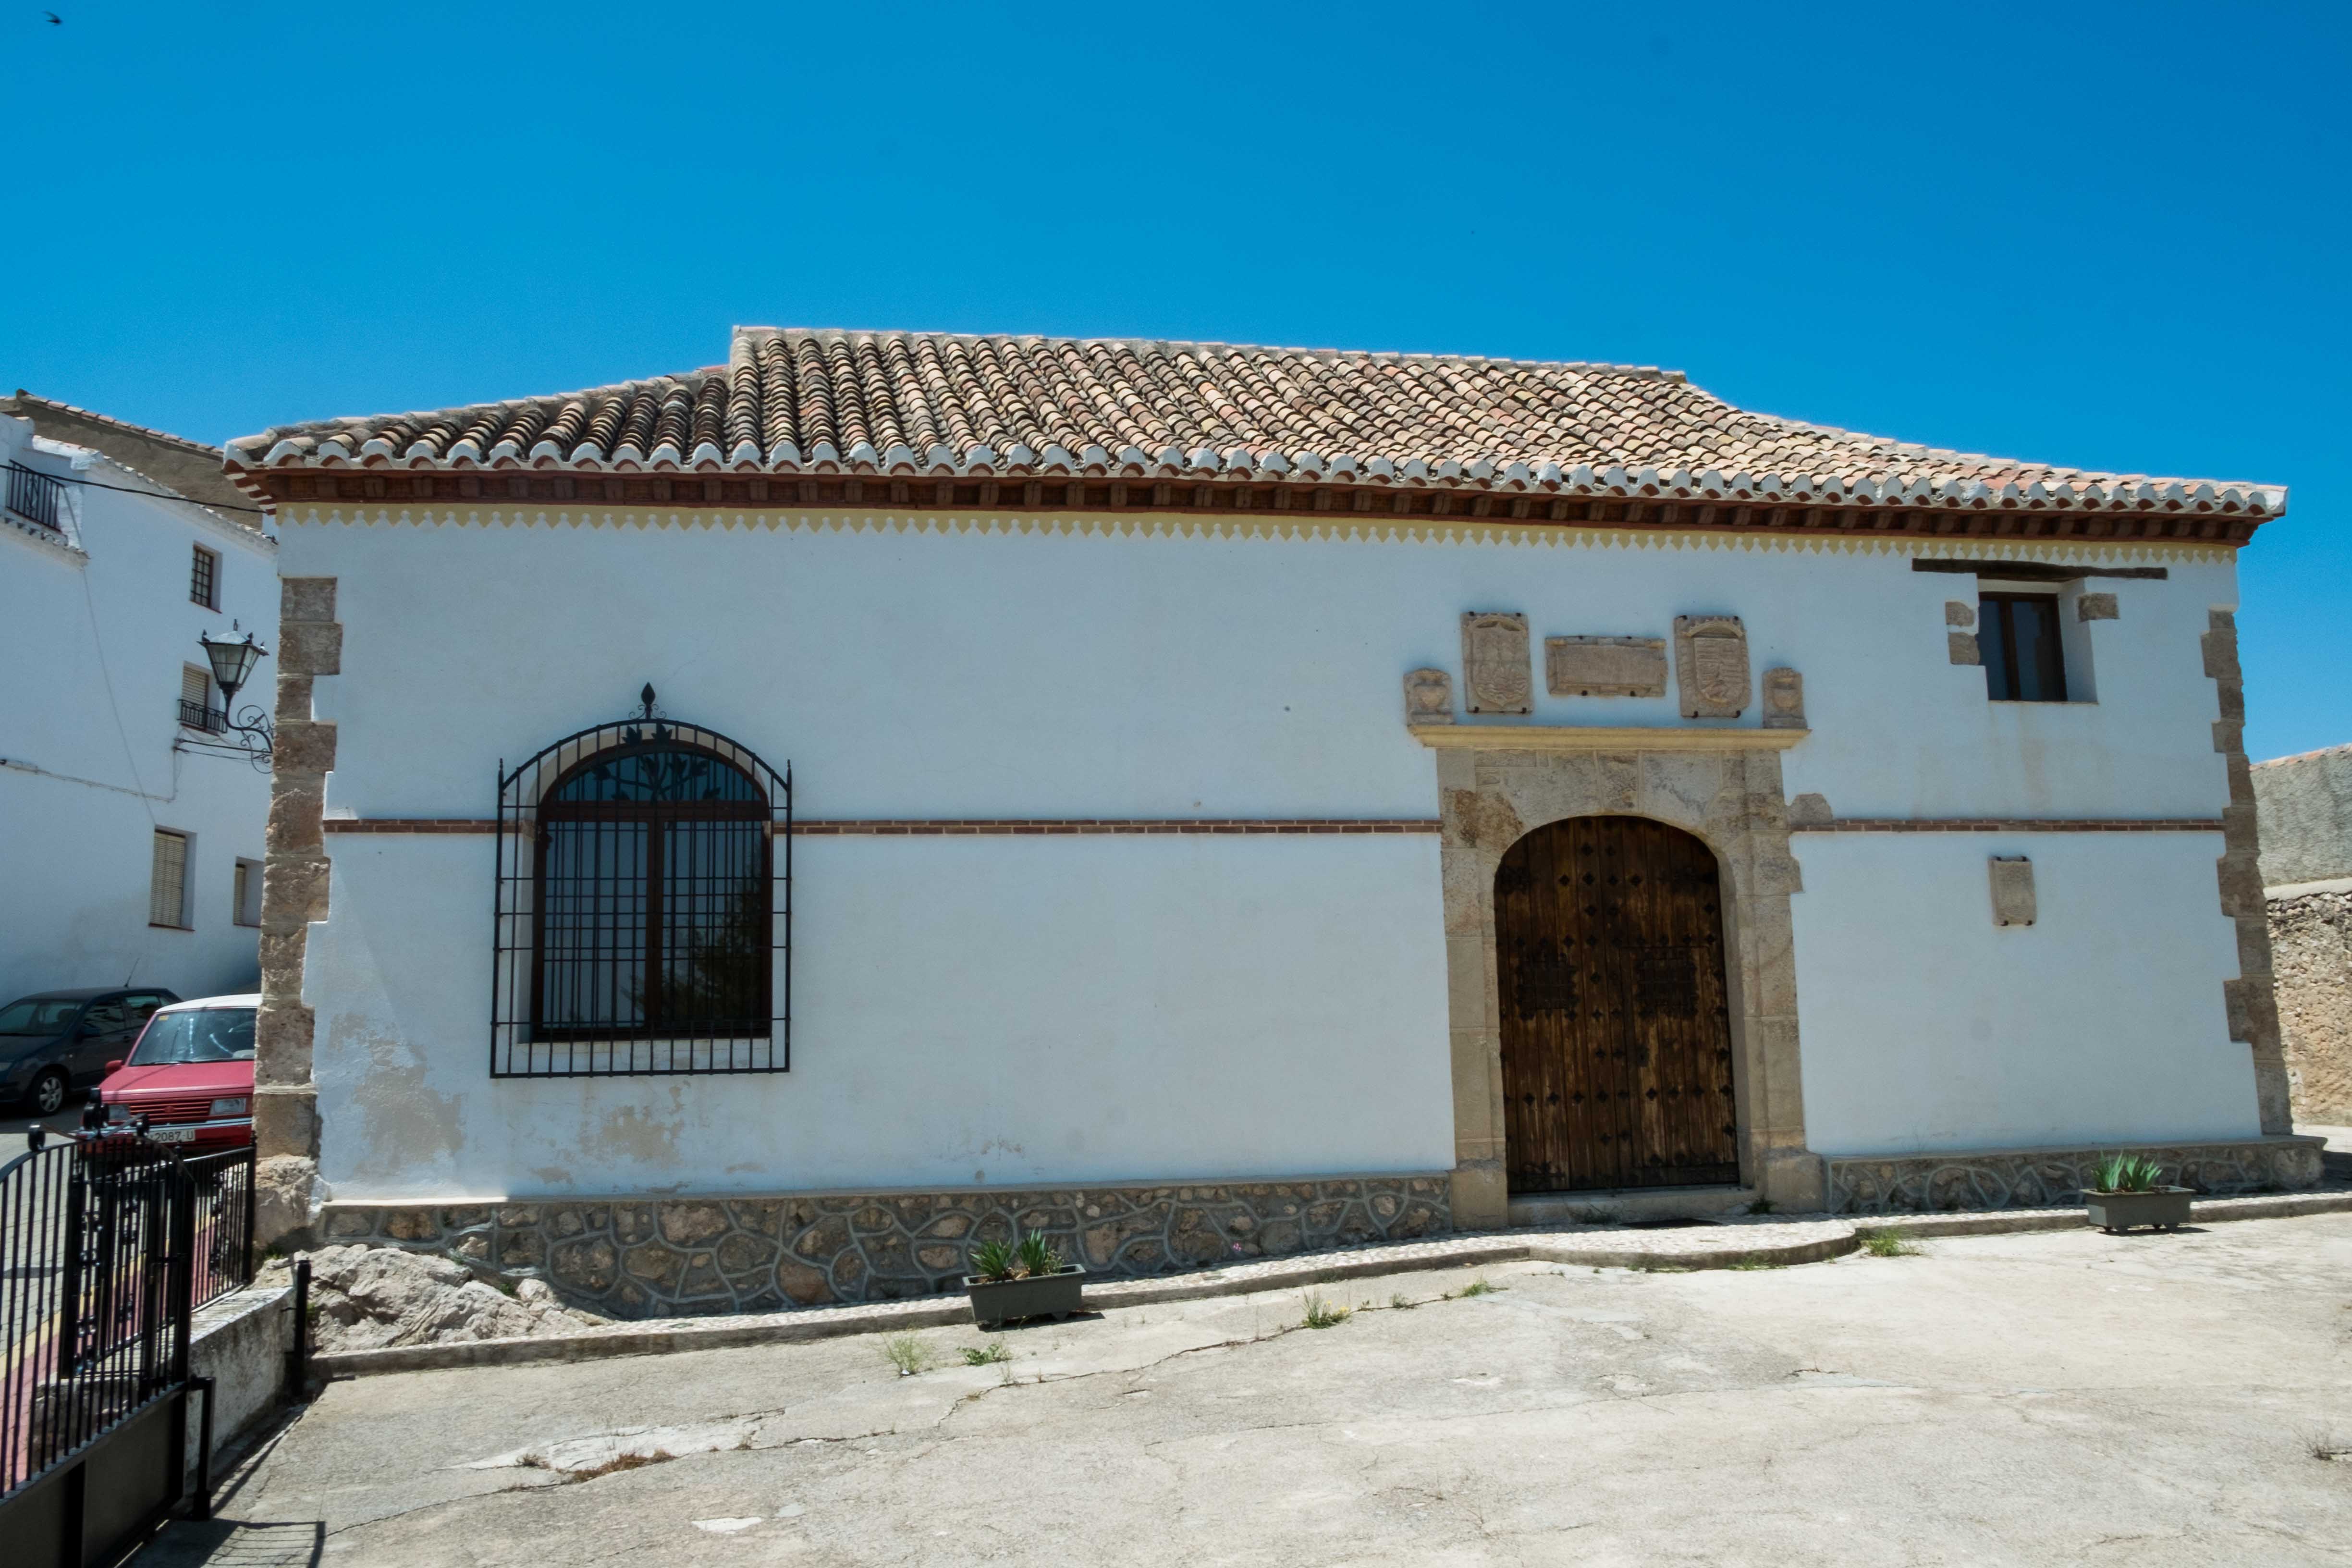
5 462 66 534
176 698 226 735
0 1130 256 1555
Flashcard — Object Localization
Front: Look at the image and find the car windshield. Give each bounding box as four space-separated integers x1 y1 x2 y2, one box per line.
0 998 83 1035
129 1009 256 1066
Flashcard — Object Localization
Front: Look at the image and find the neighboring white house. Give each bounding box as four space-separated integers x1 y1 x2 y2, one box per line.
1 394 277 1015
225 329 2320 1315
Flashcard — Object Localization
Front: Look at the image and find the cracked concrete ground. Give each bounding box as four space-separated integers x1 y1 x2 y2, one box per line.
140 1215 2352 1566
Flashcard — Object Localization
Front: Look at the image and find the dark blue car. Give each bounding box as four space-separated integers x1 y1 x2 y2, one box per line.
0 988 179 1118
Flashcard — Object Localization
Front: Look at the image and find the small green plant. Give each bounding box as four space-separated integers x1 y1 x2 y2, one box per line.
1389 1293 1415 1310
961 1343 1012 1366
968 1237 1020 1283
1858 1228 1920 1258
882 1332 934 1375
1301 1292 1351 1329
1745 1198 1776 1216
1728 1254 1784 1271
1458 1277 1500 1298
1014 1231 1066 1279
2087 1153 2167 1195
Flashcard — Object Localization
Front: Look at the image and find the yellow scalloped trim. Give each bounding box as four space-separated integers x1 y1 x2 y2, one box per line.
288 506 2236 564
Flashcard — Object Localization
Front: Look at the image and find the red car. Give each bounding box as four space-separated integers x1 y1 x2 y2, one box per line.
96 992 257 1149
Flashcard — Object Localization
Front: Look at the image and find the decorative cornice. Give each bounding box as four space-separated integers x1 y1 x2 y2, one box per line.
270 504 2238 563
1409 724 1808 753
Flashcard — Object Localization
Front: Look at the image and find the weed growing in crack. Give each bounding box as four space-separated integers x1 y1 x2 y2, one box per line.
1728 1254 1785 1271
882 1332 935 1376
1858 1229 1922 1259
1301 1292 1352 1329
1458 1278 1501 1298
1746 1198 1776 1216
962 1343 1012 1366
2304 1428 2350 1462
1390 1294 1416 1310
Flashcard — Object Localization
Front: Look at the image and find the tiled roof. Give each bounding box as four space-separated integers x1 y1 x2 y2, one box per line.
226 328 2286 518
6 391 263 525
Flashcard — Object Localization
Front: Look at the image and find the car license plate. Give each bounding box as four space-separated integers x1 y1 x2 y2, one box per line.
147 1126 196 1144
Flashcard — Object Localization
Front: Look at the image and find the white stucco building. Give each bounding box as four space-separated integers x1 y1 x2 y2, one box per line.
1 395 276 1018
224 329 2319 1315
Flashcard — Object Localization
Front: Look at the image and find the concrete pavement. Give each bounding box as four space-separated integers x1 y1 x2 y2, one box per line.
139 1213 2352 1566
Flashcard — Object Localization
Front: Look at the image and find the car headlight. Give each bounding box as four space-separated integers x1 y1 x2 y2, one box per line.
209 1097 248 1116
105 1101 130 1123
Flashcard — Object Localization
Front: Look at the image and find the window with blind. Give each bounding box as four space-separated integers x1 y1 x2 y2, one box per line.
234 858 262 926
150 830 190 929
190 544 219 609
179 664 221 733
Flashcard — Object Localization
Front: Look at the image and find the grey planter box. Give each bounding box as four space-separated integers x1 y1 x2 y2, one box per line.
964 1266 1087 1328
2084 1187 2193 1232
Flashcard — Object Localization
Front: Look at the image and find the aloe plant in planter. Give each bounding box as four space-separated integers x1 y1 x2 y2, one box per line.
2082 1153 2193 1233
964 1231 1086 1328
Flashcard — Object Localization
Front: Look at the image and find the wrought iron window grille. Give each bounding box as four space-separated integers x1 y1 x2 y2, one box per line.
492 686 791 1078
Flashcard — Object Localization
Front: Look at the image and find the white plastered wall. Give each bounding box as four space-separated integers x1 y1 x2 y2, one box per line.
277 508 2256 1198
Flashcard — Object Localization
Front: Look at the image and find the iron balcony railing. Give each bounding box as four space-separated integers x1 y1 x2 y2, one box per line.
5 463 65 533
177 698 226 734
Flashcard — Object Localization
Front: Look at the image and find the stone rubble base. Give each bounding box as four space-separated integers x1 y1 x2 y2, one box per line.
314 1176 1453 1318
304 1189 2352 1381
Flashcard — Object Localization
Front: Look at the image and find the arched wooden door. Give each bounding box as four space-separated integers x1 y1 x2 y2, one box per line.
1495 816 1740 1193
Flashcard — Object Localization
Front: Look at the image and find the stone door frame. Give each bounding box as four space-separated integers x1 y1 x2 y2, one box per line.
1422 730 1821 1224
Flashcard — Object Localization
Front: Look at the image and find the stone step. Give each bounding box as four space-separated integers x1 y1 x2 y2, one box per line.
1506 1185 1762 1228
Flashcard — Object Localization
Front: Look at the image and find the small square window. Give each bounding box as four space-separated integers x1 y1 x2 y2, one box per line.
233 858 263 927
191 545 219 609
1980 594 2067 702
150 829 191 929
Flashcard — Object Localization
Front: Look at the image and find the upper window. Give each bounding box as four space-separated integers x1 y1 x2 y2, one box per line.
190 544 219 609
179 664 221 733
233 858 262 927
1980 593 2066 702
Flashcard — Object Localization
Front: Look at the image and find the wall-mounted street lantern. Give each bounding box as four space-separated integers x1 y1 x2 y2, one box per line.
194 625 273 769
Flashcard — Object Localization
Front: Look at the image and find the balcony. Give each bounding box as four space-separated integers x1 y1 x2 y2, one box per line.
5 463 65 534
178 698 225 735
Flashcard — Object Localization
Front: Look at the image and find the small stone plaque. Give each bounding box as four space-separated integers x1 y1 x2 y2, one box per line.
1945 600 1976 627
1990 857 2036 927
1673 614 1750 719
2078 592 2119 622
1461 613 1533 715
1761 667 1805 730
1948 631 1981 666
1403 668 1454 725
1545 636 1667 698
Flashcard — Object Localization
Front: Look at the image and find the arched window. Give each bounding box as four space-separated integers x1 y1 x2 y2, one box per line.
492 695 790 1077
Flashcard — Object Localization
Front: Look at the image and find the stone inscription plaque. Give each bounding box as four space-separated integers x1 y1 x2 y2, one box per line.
1672 614 1750 719
1545 636 1667 698
1461 613 1533 714
1990 857 2037 927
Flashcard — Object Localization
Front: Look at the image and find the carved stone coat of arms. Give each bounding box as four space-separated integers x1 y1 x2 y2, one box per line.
1460 612 1532 715
1673 614 1750 719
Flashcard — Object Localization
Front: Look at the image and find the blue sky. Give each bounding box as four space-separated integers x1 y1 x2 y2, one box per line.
8 2 2345 760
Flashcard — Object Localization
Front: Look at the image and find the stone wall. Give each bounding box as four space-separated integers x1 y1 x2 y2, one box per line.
2252 742 2352 888
2205 611 2292 1134
314 1175 1451 1319
2271 889 2352 1125
1828 1135 2323 1214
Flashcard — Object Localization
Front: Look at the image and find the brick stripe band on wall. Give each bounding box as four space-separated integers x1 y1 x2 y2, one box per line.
1793 819 2227 833
322 818 1446 835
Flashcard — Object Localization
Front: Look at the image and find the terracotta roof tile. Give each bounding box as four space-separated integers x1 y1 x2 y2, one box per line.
225 328 2286 517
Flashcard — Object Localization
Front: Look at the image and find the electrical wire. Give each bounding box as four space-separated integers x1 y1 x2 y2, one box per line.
9 462 270 515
